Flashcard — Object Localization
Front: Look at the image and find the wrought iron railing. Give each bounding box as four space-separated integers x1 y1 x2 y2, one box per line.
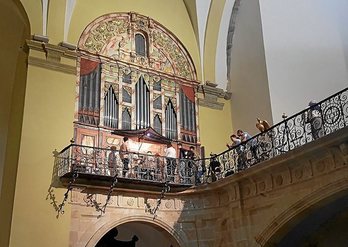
195 87 348 183
56 144 197 185
56 87 348 187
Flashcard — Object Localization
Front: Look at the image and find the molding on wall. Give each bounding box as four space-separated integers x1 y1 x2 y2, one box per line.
26 39 77 74
197 81 231 110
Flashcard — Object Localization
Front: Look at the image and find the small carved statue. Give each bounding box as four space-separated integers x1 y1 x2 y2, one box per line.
256 118 271 132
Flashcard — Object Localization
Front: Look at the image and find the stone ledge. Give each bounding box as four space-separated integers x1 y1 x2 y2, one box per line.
26 39 77 74
197 82 231 110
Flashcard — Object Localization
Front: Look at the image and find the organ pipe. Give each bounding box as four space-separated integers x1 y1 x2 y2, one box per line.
104 86 118 128
135 77 150 129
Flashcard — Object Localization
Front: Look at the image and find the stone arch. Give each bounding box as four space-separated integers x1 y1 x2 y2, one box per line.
256 177 348 246
84 215 188 247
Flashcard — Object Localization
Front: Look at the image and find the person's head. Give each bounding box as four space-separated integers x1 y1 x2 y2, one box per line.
237 129 244 136
110 146 116 151
167 143 172 148
178 143 182 149
147 151 152 154
230 134 237 139
190 146 194 151
308 100 317 107
308 100 320 111
123 137 128 142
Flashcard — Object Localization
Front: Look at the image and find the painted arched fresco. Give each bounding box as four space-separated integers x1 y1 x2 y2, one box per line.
78 12 197 81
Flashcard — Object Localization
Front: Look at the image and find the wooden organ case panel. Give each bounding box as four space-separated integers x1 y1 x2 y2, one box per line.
74 12 200 156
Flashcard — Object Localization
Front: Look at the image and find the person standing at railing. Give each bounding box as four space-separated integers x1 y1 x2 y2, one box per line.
304 100 324 140
165 143 177 182
154 153 164 181
237 129 258 163
186 146 199 184
119 137 130 177
107 146 117 176
178 143 189 183
226 134 241 149
227 134 245 171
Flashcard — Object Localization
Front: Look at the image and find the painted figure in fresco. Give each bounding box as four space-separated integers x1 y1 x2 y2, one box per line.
119 137 130 177
107 146 117 176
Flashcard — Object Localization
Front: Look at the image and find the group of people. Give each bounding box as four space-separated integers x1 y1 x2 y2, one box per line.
223 100 324 172
107 137 130 177
165 143 198 183
106 100 325 183
107 138 200 183
226 129 253 149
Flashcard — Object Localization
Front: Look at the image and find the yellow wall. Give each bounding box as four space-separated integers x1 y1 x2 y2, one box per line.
47 0 65 43
199 101 232 156
10 65 75 247
0 1 30 246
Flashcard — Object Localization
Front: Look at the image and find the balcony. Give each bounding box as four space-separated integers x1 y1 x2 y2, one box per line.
56 145 196 192
56 87 348 192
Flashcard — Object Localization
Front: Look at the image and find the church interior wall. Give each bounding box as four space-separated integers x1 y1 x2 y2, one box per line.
3 1 347 246
0 0 30 246
259 0 348 122
198 102 233 155
227 0 273 135
9 65 75 247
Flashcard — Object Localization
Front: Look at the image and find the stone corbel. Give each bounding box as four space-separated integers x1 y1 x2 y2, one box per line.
197 81 232 110
26 39 77 74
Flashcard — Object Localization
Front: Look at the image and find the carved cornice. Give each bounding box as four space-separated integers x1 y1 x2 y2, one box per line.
26 39 77 74
197 81 232 110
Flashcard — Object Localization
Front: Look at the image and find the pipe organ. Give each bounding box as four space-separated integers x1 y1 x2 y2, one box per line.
75 12 200 153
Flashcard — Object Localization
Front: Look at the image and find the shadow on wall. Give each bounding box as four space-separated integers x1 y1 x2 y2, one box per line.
96 227 138 247
95 221 179 247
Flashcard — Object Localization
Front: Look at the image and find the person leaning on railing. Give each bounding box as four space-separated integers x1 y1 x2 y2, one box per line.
226 134 241 149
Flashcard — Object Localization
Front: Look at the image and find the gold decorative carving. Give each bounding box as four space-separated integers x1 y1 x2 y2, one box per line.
153 94 161 101
122 86 132 96
121 106 131 112
83 18 128 53
122 67 131 75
